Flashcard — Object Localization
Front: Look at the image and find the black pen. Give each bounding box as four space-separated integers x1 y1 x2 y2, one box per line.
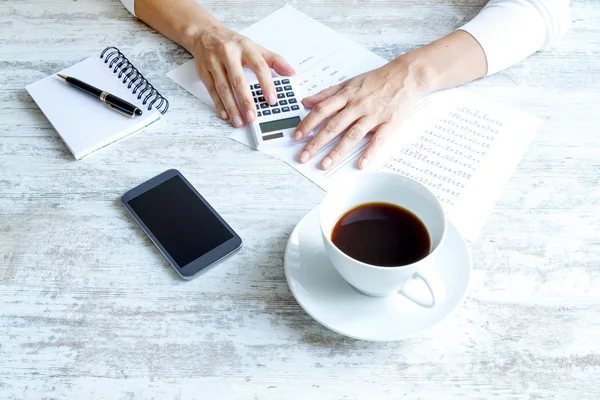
57 74 142 118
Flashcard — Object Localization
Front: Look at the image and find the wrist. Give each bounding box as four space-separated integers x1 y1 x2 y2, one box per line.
390 31 487 94
390 52 439 95
180 15 222 54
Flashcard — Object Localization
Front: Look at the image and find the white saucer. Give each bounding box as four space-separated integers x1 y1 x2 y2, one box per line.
284 207 472 341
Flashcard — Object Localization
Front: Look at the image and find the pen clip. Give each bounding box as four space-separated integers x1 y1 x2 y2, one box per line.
105 102 135 118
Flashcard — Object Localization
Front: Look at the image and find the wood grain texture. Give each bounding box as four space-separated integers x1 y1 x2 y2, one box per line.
1 0 599 399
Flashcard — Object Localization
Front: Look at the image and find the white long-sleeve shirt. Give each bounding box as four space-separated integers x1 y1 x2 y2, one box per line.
119 0 570 75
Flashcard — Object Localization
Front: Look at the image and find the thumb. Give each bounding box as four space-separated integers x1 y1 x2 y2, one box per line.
262 49 296 76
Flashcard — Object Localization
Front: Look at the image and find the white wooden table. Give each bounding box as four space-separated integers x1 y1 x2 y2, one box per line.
2 1 599 398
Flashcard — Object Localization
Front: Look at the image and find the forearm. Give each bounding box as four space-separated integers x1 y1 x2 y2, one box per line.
395 0 570 94
398 30 487 94
132 0 219 52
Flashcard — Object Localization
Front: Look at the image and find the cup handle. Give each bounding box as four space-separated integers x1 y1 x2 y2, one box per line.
398 270 437 308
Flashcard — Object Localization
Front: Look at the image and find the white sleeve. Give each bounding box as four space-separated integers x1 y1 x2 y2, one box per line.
120 0 136 17
459 0 571 75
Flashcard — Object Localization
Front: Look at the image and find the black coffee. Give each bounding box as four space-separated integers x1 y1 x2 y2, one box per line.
331 202 431 267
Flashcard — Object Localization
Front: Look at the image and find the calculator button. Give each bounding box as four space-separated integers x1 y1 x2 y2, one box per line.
289 98 297 104
260 103 269 109
291 105 300 110
250 85 253 90
282 79 290 84
274 80 281 86
263 110 271 115
282 106 290 112
277 93 285 99
279 100 288 105
272 108 281 114
258 96 265 102
286 92 294 97
256 104 259 110
283 85 292 91
276 87 283 92
257 111 262 117
256 90 263 96
253 84 261 89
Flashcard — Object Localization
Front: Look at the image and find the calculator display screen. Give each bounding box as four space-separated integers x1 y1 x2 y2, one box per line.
259 116 301 133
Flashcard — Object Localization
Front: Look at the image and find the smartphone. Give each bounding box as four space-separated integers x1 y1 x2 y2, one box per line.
121 169 242 280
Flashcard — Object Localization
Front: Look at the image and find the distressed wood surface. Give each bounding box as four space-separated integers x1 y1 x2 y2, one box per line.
1 1 599 399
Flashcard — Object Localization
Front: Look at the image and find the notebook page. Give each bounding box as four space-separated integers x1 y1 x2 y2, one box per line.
26 56 161 159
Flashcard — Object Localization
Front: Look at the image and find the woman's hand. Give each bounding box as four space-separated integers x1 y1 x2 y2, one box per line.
294 58 429 170
189 22 295 127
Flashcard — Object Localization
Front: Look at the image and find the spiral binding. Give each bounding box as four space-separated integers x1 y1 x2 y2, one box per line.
100 47 169 115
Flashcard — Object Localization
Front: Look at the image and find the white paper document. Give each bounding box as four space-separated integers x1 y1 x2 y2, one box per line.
167 5 541 240
378 90 540 240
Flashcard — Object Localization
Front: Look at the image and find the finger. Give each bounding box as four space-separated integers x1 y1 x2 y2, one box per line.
297 109 359 163
358 121 400 170
262 49 296 76
196 64 227 120
210 63 244 128
301 84 344 109
223 58 256 123
294 94 348 142
246 54 277 106
319 117 378 170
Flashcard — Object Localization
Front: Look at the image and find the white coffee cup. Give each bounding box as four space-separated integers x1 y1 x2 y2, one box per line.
320 171 447 307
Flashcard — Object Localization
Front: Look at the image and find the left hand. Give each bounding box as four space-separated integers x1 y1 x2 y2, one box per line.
294 58 429 170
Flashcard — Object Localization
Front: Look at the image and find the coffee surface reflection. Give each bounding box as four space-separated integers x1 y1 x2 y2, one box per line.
331 202 431 267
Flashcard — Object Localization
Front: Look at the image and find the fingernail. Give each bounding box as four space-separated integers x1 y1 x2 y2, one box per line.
321 157 333 169
359 157 369 169
233 116 243 127
299 150 310 163
220 110 228 120
268 94 277 105
246 110 255 122
293 130 302 141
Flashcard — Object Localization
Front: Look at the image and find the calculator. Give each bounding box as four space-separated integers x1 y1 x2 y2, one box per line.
249 77 310 150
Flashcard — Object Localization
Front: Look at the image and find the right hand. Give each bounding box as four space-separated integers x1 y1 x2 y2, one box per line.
189 22 296 127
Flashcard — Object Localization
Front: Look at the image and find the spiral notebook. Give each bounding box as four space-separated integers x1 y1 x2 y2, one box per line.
26 47 169 159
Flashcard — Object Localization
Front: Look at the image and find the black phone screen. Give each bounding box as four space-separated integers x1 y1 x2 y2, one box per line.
127 175 233 267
